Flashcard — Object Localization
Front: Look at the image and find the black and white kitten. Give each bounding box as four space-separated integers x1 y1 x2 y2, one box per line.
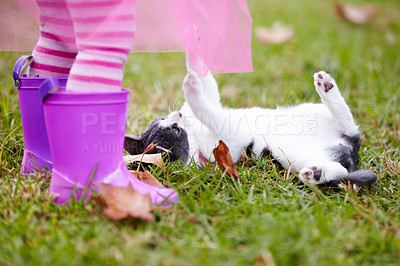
125 67 377 186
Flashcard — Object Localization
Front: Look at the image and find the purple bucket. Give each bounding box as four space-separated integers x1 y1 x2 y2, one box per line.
13 55 67 174
40 78 178 206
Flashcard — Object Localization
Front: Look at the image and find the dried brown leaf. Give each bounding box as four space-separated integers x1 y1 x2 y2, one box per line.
103 206 129 220
124 153 165 169
97 183 154 222
212 140 239 180
335 2 379 24
255 22 294 45
130 170 164 188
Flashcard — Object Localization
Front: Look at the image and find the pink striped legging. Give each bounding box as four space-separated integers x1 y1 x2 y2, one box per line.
28 0 136 92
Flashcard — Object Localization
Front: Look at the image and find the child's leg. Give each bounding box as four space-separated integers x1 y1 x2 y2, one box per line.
28 0 77 77
66 0 136 92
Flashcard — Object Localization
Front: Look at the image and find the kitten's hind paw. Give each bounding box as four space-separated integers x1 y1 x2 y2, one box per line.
314 71 337 94
299 166 323 185
299 162 348 185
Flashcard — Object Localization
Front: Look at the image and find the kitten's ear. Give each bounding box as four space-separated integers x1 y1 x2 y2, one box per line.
124 134 144 155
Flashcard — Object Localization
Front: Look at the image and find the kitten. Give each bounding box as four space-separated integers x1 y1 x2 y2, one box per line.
125 69 377 186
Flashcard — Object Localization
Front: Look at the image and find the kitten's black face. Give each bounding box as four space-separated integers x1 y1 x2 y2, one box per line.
125 112 190 163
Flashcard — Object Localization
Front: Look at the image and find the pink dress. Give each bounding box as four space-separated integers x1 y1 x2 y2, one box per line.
2 0 252 76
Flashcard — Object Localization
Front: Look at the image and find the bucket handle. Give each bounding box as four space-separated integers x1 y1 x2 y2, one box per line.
13 55 34 88
39 77 64 102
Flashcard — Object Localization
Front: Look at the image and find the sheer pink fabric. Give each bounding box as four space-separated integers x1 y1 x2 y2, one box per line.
2 0 253 75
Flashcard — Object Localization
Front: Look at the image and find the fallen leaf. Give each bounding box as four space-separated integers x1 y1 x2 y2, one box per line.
130 170 164 188
123 153 165 169
255 22 294 44
212 140 239 180
97 183 154 222
335 2 379 24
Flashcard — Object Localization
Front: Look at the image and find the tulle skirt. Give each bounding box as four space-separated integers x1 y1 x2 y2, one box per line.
1 0 253 75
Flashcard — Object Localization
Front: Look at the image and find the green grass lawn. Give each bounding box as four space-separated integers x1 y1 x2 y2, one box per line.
1 0 400 265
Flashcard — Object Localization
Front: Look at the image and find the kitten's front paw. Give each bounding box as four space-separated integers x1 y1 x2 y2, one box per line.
299 166 323 185
314 71 337 94
183 71 203 98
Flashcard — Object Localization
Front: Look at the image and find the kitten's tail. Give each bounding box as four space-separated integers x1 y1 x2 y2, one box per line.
326 170 377 187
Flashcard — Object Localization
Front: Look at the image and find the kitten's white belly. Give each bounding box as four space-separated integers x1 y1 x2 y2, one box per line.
250 103 347 171
183 102 347 171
